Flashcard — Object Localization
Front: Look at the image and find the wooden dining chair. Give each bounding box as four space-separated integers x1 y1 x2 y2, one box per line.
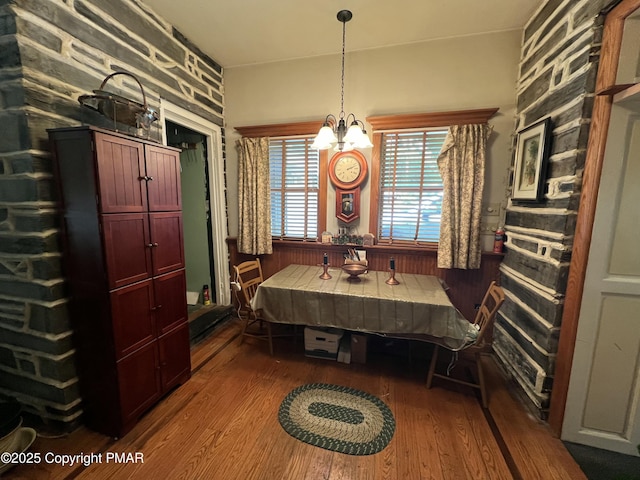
426 281 505 408
233 258 274 355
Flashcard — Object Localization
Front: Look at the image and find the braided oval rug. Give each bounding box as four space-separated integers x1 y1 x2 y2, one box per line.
278 383 395 455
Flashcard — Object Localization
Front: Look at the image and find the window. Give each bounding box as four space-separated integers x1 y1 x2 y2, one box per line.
378 129 448 243
367 109 498 245
235 121 328 241
269 136 320 240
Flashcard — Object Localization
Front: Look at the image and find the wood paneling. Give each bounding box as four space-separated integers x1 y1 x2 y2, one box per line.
227 238 503 322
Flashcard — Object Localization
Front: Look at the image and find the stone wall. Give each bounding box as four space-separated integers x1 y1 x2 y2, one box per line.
0 0 223 430
494 0 610 416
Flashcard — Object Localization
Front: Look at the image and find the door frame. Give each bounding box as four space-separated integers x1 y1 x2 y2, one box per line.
549 0 640 434
159 100 231 305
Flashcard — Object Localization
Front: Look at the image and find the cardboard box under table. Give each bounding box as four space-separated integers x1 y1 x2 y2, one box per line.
304 327 344 360
350 333 367 364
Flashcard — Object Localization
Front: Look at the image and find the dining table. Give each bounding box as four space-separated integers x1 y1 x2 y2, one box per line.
250 264 477 350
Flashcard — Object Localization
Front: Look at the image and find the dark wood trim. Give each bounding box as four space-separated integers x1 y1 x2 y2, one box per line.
227 237 503 323
596 83 636 95
368 132 383 237
235 121 323 137
318 150 328 234
548 0 640 435
366 108 499 131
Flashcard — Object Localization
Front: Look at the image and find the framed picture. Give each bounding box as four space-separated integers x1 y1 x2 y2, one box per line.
512 117 552 202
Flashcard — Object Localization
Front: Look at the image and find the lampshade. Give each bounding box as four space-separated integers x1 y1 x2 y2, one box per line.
311 124 338 149
312 10 372 153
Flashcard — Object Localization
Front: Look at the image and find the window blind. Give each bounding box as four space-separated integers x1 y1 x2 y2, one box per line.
378 129 448 243
270 137 319 240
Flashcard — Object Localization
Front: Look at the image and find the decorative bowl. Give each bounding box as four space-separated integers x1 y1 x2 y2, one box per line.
0 416 22 453
0 427 37 476
341 263 368 281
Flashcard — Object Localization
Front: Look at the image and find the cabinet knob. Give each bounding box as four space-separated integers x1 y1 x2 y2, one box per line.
146 242 159 248
150 304 162 311
147 176 154 181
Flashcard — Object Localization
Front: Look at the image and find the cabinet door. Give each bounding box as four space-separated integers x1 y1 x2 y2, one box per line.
149 212 185 275
158 323 191 391
145 145 182 212
154 269 188 335
117 341 162 425
102 213 152 289
110 279 156 359
95 133 147 213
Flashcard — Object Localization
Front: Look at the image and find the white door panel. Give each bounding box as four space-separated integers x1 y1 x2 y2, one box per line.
562 96 640 455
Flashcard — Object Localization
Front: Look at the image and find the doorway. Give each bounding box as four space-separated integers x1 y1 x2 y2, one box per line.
159 100 230 308
165 121 215 301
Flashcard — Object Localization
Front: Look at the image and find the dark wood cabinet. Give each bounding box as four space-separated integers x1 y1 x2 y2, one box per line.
49 126 190 437
102 213 152 289
149 212 185 275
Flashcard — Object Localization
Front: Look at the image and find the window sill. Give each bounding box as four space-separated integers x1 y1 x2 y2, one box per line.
267 238 503 257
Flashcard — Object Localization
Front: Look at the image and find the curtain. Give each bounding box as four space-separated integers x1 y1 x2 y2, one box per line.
237 137 272 255
437 124 492 269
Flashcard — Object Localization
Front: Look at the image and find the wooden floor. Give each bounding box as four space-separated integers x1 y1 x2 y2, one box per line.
7 318 586 480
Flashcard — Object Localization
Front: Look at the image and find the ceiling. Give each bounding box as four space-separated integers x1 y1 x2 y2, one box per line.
141 0 542 68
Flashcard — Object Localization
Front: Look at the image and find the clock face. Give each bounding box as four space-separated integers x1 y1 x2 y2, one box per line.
328 150 368 189
335 156 361 183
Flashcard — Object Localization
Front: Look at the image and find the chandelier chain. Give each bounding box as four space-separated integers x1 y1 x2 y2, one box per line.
340 18 346 119
311 10 372 152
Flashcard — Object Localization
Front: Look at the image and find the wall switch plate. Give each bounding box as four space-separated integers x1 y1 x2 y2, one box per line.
484 203 501 216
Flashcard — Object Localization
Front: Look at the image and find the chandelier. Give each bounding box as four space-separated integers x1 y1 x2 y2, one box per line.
311 10 373 152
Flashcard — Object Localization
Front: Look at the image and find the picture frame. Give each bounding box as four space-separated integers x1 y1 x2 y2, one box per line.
512 117 552 202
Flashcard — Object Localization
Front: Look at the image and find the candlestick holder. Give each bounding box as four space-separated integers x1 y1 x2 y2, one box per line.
385 269 399 285
319 263 332 280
